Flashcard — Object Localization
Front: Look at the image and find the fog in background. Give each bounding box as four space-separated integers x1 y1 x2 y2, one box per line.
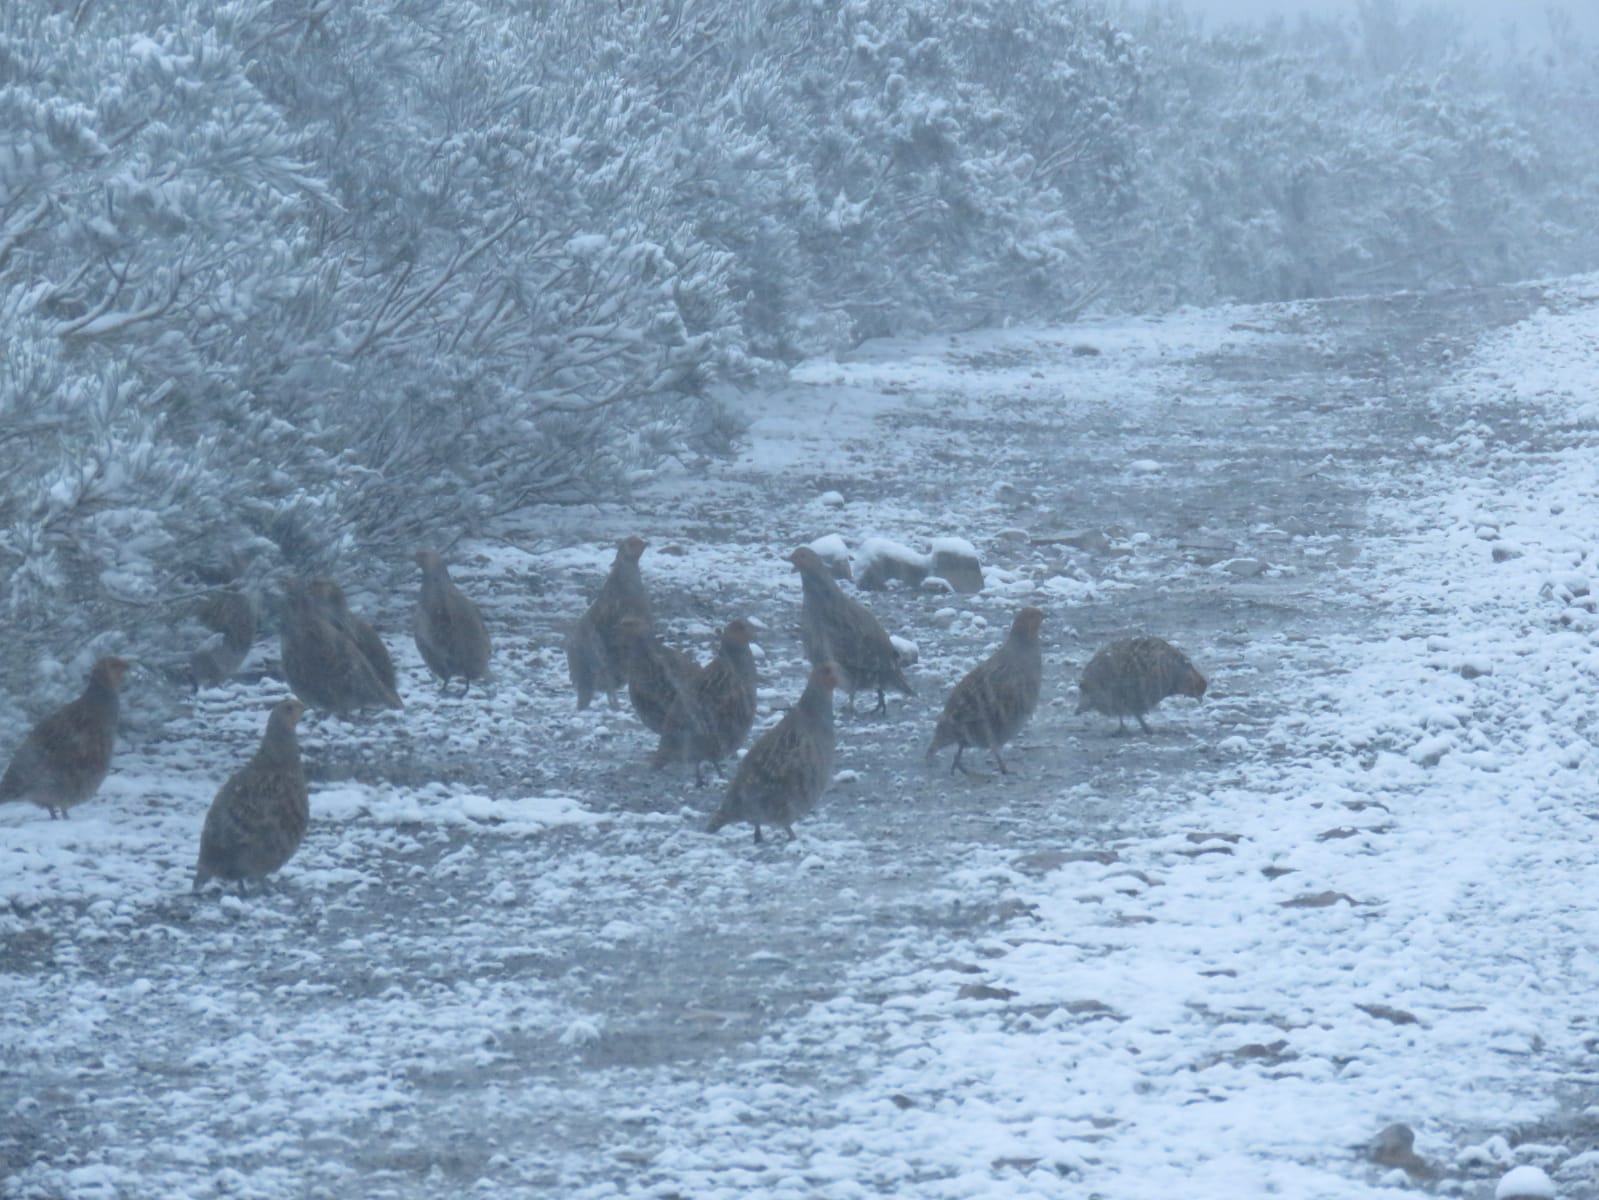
1172 0 1599 49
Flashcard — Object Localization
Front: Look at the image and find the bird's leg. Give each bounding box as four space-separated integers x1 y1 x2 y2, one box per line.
1113 717 1128 737
236 880 250 898
951 744 974 776
870 688 888 716
48 806 63 820
1137 714 1153 734
458 678 472 699
752 824 764 844
845 690 858 715
992 747 1009 775
784 827 797 843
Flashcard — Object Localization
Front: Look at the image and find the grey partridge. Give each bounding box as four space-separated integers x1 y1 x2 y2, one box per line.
708 662 838 843
652 618 759 784
0 656 129 819
790 546 912 714
192 698 309 894
414 549 492 694
280 580 403 714
307 578 400 702
617 615 701 735
1077 636 1207 734
927 606 1044 774
190 589 256 691
564 536 651 710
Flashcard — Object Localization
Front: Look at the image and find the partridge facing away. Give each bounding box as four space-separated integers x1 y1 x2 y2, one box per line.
790 546 913 715
307 577 400 702
193 698 309 895
617 615 701 734
708 662 838 843
564 536 651 710
280 580 403 714
652 618 759 785
927 606 1044 775
414 549 492 694
190 590 256 690
0 656 129 819
1076 636 1207 735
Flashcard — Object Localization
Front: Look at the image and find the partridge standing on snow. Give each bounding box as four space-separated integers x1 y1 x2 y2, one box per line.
307 577 400 702
564 536 651 710
414 549 492 694
790 546 913 714
190 589 256 691
192 698 309 895
1076 636 1207 734
280 580 403 714
652 618 759 784
926 606 1044 774
708 662 838 843
0 656 130 819
617 614 701 734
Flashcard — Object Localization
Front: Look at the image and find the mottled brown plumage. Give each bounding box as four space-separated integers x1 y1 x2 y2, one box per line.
280 581 403 714
1076 636 1207 735
564 536 651 710
617 615 701 734
0 656 129 819
190 590 256 691
708 662 838 843
193 698 309 895
790 546 913 715
414 549 492 694
307 578 400 702
652 618 759 784
927 607 1044 774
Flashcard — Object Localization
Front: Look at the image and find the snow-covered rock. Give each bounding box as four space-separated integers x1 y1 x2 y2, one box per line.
855 537 930 589
808 533 853 580
929 536 983 593
1495 1165 1556 1200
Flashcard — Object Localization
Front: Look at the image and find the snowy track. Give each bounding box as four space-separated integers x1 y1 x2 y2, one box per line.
5 282 1599 1198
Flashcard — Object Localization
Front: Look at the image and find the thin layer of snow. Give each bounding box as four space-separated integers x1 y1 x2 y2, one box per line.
6 288 1599 1198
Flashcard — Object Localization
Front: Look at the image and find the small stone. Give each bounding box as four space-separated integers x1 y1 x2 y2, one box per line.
818 490 845 508
929 537 983 594
1221 557 1270 577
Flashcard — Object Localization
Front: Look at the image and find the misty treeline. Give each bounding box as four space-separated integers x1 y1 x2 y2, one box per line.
2 0 1595 666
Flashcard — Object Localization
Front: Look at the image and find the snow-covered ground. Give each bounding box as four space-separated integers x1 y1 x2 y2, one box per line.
4 281 1598 1198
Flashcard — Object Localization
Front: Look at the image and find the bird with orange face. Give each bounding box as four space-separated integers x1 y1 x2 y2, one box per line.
0 656 130 819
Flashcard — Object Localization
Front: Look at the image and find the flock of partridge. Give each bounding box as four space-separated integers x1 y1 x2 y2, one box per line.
0 538 1207 894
